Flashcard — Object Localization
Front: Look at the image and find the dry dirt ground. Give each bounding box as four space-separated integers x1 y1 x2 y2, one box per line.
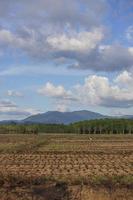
0 134 132 200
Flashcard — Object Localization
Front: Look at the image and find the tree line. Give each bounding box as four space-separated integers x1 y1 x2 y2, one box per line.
0 119 133 134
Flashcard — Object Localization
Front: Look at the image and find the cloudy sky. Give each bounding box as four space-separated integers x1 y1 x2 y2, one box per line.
0 0 133 120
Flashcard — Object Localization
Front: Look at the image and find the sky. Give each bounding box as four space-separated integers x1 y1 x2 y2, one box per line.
0 0 133 120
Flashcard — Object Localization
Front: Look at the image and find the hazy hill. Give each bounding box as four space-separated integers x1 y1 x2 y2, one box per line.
23 110 107 124
0 111 132 125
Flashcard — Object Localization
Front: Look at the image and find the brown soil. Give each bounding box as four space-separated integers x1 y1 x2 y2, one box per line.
0 134 132 199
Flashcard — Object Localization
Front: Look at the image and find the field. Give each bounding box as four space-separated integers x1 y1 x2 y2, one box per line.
0 134 133 200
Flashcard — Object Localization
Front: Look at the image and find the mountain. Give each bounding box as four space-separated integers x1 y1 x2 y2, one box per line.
121 115 133 119
23 110 107 124
0 120 19 125
0 111 132 125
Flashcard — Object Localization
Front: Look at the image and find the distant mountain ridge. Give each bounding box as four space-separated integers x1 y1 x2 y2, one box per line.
121 115 133 119
23 110 107 124
0 110 132 125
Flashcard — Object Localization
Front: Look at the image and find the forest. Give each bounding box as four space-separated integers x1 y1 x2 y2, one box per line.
0 119 133 134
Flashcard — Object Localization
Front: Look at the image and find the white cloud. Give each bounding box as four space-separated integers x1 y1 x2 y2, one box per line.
0 100 16 110
7 90 23 97
0 1 133 73
55 104 69 112
47 28 104 52
115 70 133 86
38 71 133 109
0 0 106 29
0 28 38 54
75 76 118 106
38 82 72 99
126 26 133 41
0 99 39 120
128 47 133 55
0 27 133 72
75 72 133 108
0 29 26 47
38 82 77 112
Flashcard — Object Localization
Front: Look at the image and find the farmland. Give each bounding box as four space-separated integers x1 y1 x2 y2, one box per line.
0 134 133 200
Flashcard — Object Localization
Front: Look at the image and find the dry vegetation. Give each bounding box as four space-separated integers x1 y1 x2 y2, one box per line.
0 134 132 200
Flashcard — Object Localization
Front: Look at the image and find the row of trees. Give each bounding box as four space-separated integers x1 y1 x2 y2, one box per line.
74 119 133 134
0 124 72 134
0 119 133 134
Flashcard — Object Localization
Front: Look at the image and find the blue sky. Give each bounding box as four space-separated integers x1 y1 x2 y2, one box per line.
0 0 133 120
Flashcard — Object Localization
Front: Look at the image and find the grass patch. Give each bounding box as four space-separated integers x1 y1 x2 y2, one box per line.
70 175 133 189
0 174 132 189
